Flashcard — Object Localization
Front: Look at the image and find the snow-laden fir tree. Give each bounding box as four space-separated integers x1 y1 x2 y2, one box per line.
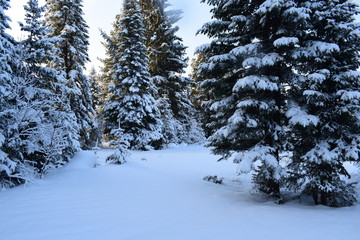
0 0 66 187
87 66 102 145
102 0 163 151
0 0 26 188
88 67 102 112
196 0 313 199
45 0 97 149
19 0 79 175
139 0 203 145
190 53 212 138
138 0 164 73
286 0 360 207
0 53 44 187
105 127 130 165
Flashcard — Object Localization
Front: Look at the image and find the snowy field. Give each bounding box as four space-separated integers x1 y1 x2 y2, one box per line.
0 145 359 240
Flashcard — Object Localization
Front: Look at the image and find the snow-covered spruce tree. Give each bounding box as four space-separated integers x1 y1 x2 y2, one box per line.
139 0 203 145
138 0 163 71
197 0 312 199
190 53 212 138
1 54 44 186
0 0 27 188
88 67 102 112
286 0 360 207
105 127 130 165
87 67 102 145
19 0 78 176
102 0 163 151
0 0 62 186
45 0 97 149
0 0 48 187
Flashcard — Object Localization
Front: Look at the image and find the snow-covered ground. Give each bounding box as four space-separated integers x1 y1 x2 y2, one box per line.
0 145 359 240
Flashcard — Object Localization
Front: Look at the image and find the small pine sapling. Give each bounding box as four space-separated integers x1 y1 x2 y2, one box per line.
106 127 130 165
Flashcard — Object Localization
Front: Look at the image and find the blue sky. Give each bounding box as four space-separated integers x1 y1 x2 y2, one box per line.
7 0 211 73
6 0 360 74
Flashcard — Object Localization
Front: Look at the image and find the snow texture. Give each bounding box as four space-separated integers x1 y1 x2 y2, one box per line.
0 145 359 240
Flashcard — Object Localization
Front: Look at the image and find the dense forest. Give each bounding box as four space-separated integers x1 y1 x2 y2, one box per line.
0 0 359 207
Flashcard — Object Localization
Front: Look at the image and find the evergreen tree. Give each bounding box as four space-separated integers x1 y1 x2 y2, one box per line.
105 127 130 165
0 0 14 184
138 0 164 73
0 0 73 187
286 0 360 207
190 53 212 137
87 66 102 145
19 0 79 175
102 0 163 151
139 0 202 145
45 0 97 149
0 0 27 187
198 0 359 206
88 67 102 112
196 0 314 198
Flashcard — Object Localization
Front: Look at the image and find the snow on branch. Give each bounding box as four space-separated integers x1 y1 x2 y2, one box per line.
286 106 319 127
242 57 262 68
335 70 360 82
230 15 247 23
307 72 327 83
273 37 299 47
208 53 236 63
233 75 279 92
311 41 340 54
234 146 278 174
194 43 211 54
256 0 296 14
230 42 261 56
261 53 284 66
336 90 360 101
210 96 234 111
302 142 340 165
283 7 310 21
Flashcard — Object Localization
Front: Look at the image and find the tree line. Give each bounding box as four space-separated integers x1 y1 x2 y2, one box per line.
0 0 203 188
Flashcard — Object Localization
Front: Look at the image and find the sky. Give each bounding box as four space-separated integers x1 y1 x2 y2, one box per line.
6 0 212 74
